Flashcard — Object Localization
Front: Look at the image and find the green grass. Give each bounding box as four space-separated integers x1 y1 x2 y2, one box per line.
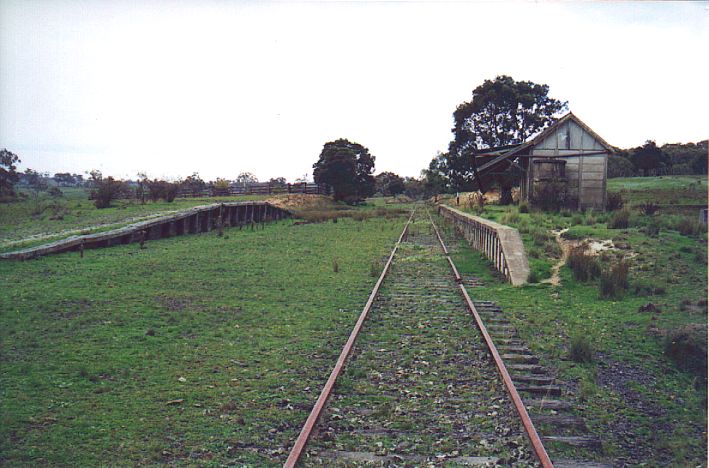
608 175 707 205
446 193 708 463
0 213 409 465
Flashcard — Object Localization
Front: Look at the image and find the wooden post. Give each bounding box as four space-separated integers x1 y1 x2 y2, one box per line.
80 240 85 258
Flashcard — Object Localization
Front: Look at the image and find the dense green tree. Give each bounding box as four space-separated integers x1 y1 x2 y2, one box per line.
313 138 375 203
422 152 453 194
375 171 405 196
426 76 567 196
608 153 636 178
0 149 21 198
632 140 669 176
452 75 568 153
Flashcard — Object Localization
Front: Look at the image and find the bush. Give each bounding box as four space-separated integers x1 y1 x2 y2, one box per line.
599 259 630 298
608 208 630 229
92 177 129 209
676 218 705 237
606 192 624 211
567 246 600 282
569 334 594 363
501 209 521 225
664 324 707 379
519 201 529 213
47 187 63 198
147 179 179 202
641 223 660 237
639 202 659 215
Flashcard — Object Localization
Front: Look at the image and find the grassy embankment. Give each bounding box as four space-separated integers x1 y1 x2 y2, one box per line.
444 175 707 464
0 188 273 253
0 204 412 465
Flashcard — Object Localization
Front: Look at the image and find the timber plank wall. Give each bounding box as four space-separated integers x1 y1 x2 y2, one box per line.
438 205 530 286
1 202 291 261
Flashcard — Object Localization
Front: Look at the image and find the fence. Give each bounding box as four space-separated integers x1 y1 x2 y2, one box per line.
1 202 291 261
177 183 330 198
438 205 529 286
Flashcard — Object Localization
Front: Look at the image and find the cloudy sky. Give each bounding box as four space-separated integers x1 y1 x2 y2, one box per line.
1 1 707 182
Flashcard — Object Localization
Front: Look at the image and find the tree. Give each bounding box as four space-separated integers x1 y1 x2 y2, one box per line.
375 172 405 196
268 177 287 187
88 170 129 208
403 177 425 199
235 172 258 186
0 149 21 198
422 152 452 194
446 75 567 199
632 141 669 176
607 153 636 178
313 138 375 203
53 172 76 186
453 75 568 152
182 173 206 197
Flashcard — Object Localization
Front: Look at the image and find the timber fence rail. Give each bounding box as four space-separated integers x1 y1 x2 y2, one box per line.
1 202 291 261
437 204 530 286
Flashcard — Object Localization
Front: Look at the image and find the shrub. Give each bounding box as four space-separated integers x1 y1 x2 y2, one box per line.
608 208 630 229
585 212 597 226
501 209 521 225
147 179 179 202
599 259 630 298
572 214 583 225
519 201 529 213
639 202 659 216
531 227 551 247
92 177 129 209
606 192 624 211
47 187 63 198
676 217 705 237
527 269 540 283
567 246 600 282
664 324 707 379
569 334 594 363
641 223 660 237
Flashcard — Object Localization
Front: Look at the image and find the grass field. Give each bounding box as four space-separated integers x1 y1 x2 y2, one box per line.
444 176 708 464
608 175 707 205
0 211 411 465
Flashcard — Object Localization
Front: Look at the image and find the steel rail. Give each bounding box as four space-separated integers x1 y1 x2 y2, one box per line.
428 211 554 468
284 209 416 468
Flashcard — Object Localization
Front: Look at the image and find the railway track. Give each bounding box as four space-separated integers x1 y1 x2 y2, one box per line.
285 208 552 467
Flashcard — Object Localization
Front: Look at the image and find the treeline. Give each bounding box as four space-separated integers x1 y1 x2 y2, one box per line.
609 140 707 178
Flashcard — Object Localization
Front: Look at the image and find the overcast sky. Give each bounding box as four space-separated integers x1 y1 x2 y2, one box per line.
1 1 707 182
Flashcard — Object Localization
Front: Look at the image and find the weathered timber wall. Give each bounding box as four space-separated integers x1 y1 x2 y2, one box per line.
1 202 291 261
438 205 529 286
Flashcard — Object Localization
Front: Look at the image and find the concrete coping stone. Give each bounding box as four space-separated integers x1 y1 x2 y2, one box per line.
438 205 530 286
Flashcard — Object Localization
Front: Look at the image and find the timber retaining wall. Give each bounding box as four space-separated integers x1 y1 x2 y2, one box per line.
1 202 290 261
438 205 529 286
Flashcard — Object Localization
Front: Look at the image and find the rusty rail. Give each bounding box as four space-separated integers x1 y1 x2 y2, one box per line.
428 211 553 468
283 209 415 467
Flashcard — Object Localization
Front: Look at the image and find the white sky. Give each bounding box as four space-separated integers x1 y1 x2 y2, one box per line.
1 1 708 182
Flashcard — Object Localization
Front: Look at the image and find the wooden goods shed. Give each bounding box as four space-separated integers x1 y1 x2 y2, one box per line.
470 112 614 210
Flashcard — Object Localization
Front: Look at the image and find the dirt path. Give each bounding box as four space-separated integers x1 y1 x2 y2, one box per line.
541 229 573 287
541 229 616 286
